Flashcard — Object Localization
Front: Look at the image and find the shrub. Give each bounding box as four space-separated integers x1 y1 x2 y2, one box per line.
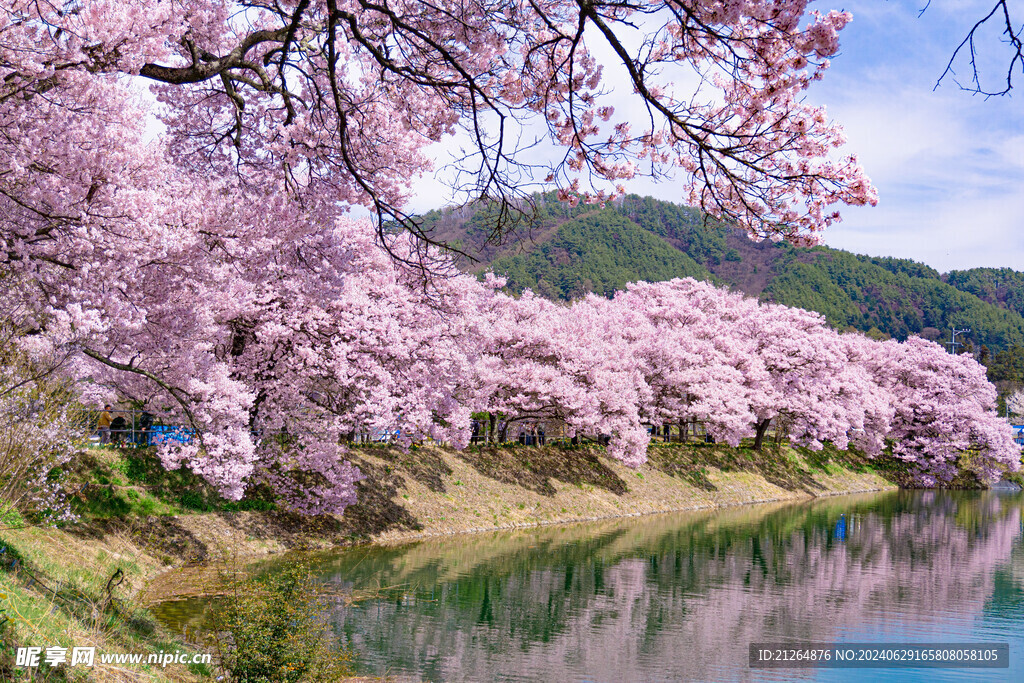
0 324 85 524
213 564 353 682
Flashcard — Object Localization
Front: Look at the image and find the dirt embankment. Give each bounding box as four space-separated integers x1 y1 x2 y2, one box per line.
136 442 895 604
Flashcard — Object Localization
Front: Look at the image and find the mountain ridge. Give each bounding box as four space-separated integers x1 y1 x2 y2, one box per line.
420 194 1024 356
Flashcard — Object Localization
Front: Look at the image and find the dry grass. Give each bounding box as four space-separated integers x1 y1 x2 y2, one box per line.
0 525 212 681
345 441 896 545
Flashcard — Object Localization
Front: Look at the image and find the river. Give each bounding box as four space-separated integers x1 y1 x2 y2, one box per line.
154 490 1024 681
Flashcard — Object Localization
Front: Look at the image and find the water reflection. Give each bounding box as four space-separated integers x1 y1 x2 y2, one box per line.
155 491 1024 681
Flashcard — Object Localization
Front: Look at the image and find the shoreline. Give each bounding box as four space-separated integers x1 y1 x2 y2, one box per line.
361 483 896 546
137 442 898 603
144 441 900 558
140 484 899 608
0 442 904 680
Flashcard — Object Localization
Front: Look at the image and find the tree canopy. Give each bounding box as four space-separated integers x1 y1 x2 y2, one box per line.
1 1 1013 513
2 0 875 248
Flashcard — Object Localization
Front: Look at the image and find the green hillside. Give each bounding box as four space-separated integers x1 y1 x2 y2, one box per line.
492 212 712 299
762 249 1024 351
945 268 1024 318
423 194 1024 356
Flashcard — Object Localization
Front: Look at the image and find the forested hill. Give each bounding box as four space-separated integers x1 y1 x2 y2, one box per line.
421 194 1024 354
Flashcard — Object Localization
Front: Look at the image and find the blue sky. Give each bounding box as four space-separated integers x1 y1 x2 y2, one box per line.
404 1 1024 274
809 0 1024 273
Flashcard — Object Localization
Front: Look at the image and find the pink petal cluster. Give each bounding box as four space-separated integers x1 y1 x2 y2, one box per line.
477 278 1020 486
0 0 874 243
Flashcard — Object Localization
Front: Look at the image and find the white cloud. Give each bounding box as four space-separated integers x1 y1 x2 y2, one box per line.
810 0 1024 271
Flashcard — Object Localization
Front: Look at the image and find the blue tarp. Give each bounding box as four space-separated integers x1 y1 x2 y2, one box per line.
149 425 195 445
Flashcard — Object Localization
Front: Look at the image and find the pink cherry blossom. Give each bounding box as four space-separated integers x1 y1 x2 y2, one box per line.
0 1 1012 515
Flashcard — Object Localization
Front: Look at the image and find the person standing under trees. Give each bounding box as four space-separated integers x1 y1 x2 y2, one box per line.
138 410 154 446
109 412 127 445
97 405 112 445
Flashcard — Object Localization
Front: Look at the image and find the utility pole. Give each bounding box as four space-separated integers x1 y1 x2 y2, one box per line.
947 328 970 354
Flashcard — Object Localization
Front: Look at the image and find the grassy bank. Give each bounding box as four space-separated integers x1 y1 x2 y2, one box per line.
340 439 898 544
0 523 212 681
72 440 897 601
1 440 898 680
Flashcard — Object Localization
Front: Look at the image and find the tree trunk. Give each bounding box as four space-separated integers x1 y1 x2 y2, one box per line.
774 416 790 446
488 413 497 444
679 420 689 443
753 418 772 451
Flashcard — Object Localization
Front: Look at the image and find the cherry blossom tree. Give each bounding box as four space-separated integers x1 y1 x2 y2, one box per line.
0 311 83 523
731 300 883 452
2 0 875 251
1005 388 1024 418
838 332 898 458
76 215 497 513
867 336 1020 485
4 0 1015 515
609 279 757 445
470 287 651 466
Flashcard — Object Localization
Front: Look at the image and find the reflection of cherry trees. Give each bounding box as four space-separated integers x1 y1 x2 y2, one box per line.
323 492 1024 681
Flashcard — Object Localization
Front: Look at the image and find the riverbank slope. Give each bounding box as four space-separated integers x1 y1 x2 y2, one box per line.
128 441 896 602
137 441 898 565
1 441 895 680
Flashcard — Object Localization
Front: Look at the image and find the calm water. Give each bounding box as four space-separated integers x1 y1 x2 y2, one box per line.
156 490 1024 681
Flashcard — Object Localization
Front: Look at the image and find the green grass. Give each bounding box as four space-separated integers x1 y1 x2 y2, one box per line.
0 528 213 680
62 447 277 522
644 440 895 493
0 447 278 678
